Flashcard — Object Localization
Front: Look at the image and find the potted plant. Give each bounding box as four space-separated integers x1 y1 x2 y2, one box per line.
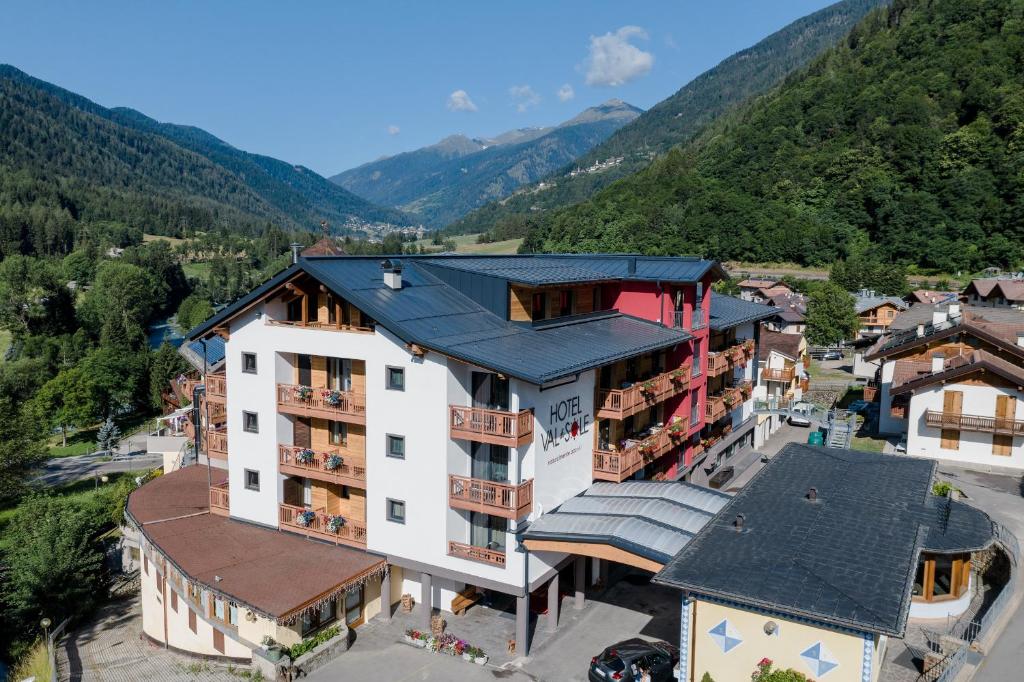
293 385 313 401
326 515 346 533
324 453 344 471
296 510 316 527
640 380 657 396
404 628 419 644
670 368 688 383
472 646 488 665
295 448 315 465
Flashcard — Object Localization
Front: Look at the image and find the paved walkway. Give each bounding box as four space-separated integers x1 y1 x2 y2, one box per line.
57 596 240 682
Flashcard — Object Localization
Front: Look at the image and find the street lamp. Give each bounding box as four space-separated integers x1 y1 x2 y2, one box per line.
41 617 51 643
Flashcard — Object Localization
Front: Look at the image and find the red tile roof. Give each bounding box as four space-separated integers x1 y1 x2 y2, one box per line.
891 351 1024 395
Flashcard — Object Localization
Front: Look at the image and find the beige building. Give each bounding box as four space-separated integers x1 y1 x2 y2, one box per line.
654 443 995 682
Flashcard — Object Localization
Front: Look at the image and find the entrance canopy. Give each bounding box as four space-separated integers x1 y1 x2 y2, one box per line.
521 481 730 571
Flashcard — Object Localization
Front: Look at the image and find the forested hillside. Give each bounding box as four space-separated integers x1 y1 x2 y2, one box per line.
0 65 409 259
332 100 641 227
524 0 1024 273
449 0 889 237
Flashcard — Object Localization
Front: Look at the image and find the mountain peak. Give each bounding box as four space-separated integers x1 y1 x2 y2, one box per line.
560 99 643 127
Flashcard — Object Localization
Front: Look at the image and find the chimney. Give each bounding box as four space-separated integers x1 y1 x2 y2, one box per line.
948 303 961 318
381 259 403 290
733 513 745 532
917 324 925 337
806 487 818 501
290 242 301 264
1017 332 1024 348
931 352 945 373
932 309 948 326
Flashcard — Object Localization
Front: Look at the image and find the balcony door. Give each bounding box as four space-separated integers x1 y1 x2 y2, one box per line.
327 357 352 391
471 372 509 411
469 511 507 552
994 395 1016 456
471 443 510 483
294 417 312 448
298 354 312 386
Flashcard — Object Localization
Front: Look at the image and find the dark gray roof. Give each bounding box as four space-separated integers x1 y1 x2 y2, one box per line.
522 481 730 564
419 254 726 285
854 293 907 315
654 444 994 637
189 257 692 385
179 336 226 373
709 295 779 331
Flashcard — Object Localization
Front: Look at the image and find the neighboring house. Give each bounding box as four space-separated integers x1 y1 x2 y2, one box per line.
763 291 807 335
753 329 807 445
127 253 736 662
692 296 780 487
736 278 792 303
853 289 908 338
962 278 1024 309
655 443 996 682
906 289 958 306
864 304 1024 470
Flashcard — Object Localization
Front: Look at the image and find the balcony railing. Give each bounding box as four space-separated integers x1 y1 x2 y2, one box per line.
593 427 683 482
207 428 227 456
204 398 226 423
595 364 691 420
206 374 226 400
278 444 366 487
447 541 505 567
266 319 374 334
925 410 1024 436
278 503 367 548
761 367 796 382
277 383 366 424
448 475 533 520
449 406 533 447
691 309 706 331
706 387 745 424
209 483 229 516
890 403 908 419
707 352 731 377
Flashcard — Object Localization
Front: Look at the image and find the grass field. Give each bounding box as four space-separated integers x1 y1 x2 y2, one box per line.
46 413 157 459
415 233 522 255
182 261 212 281
143 233 189 246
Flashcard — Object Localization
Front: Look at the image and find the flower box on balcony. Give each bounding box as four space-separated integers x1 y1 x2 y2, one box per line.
296 448 315 465
293 385 313 401
326 515 346 534
296 510 316 527
324 454 344 471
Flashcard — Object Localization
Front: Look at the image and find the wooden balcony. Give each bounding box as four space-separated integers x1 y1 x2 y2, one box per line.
203 398 226 423
277 383 366 424
925 410 1024 436
207 428 227 456
705 395 727 423
206 374 226 401
864 385 878 402
278 503 367 549
266 319 374 334
447 540 506 567
448 475 533 520
209 483 229 516
593 428 680 482
595 364 691 420
449 406 533 447
707 352 731 378
278 444 366 488
761 366 796 382
891 403 908 419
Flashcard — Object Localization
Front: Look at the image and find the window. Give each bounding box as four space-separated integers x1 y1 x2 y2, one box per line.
244 469 260 491
532 292 546 320
386 434 405 459
228 604 239 626
386 366 405 391
329 420 348 447
170 590 178 612
212 629 225 654
188 608 197 633
243 411 259 433
559 289 574 317
214 598 225 621
387 498 406 524
241 352 257 374
592 286 602 312
692 340 702 377
302 598 336 636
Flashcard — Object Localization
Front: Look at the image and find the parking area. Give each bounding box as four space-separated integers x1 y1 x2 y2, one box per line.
311 567 680 682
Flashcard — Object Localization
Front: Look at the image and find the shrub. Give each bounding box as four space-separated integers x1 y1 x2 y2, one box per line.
288 625 340 659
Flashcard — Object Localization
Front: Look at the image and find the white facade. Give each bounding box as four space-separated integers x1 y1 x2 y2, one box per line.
219 293 589 605
905 382 1024 469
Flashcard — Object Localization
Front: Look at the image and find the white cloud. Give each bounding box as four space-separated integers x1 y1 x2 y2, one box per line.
509 84 541 112
557 83 575 102
584 26 654 87
446 89 478 112
387 124 400 135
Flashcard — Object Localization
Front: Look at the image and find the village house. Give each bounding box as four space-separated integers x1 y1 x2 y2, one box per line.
853 289 907 339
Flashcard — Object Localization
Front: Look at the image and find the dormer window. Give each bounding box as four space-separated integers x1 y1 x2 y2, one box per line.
532 293 546 320
559 290 574 317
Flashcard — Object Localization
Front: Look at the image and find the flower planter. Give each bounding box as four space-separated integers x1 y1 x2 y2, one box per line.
463 653 473 662
475 656 488 665
414 639 426 648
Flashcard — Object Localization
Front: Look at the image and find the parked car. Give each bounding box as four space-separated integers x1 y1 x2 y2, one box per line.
822 349 843 361
788 413 812 427
589 639 679 681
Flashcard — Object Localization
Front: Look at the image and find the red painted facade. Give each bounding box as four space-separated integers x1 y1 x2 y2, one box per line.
606 276 715 479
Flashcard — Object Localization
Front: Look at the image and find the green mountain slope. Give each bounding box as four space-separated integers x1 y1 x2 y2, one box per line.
525 0 1024 273
331 100 641 227
0 65 411 244
449 0 889 236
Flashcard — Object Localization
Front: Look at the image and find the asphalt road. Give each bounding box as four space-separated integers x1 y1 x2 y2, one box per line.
36 428 161 487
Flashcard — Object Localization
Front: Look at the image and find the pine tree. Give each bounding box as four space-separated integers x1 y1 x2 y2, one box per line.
96 417 121 455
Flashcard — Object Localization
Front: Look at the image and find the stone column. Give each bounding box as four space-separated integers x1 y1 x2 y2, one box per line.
574 556 586 610
421 572 432 628
546 573 559 632
515 594 529 657
381 569 392 622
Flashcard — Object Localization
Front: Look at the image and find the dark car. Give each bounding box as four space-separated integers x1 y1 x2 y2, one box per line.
589 638 678 681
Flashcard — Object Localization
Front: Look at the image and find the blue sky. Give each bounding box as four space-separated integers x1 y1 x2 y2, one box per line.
1 1 836 175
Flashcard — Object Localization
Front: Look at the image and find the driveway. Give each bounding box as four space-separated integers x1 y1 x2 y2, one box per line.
36 451 162 487
311 569 680 682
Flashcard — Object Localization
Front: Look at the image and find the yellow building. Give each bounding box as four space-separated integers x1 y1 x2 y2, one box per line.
654 443 995 682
